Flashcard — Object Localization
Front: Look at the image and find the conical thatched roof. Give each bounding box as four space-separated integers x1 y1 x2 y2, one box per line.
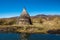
20 8 30 19
18 8 32 25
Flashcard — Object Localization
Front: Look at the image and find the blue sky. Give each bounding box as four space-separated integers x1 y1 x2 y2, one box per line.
0 0 60 18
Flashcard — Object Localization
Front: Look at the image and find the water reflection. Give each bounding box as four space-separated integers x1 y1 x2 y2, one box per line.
20 33 30 40
20 33 60 40
0 33 60 40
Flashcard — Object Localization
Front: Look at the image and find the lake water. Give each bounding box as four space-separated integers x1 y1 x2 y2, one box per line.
0 33 60 40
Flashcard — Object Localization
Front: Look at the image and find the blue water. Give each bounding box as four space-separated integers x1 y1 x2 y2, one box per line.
0 33 60 40
29 34 60 40
0 33 20 40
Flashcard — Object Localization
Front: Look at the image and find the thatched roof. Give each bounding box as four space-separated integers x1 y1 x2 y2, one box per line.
20 8 30 19
18 8 32 25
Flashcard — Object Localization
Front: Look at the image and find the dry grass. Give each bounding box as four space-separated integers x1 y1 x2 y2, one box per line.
0 16 60 33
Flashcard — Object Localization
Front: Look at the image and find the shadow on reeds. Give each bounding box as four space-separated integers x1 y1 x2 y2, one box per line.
47 29 60 34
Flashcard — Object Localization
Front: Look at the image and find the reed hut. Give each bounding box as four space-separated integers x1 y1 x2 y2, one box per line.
17 8 32 25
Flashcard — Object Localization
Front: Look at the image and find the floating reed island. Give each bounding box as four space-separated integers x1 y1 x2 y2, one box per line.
0 8 60 34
